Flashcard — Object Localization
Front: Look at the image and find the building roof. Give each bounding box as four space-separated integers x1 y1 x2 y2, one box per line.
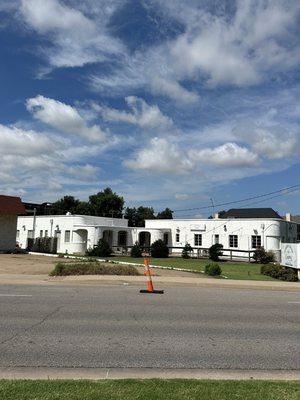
220 208 282 219
0 195 26 215
290 215 300 224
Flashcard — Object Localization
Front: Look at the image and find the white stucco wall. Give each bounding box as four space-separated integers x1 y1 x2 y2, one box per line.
17 214 299 257
17 215 131 254
144 218 298 254
0 214 18 251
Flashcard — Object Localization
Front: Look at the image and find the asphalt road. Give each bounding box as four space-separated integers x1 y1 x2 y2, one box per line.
0 283 299 370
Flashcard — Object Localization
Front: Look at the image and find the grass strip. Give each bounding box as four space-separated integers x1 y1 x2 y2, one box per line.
105 256 275 281
49 261 140 276
0 379 299 400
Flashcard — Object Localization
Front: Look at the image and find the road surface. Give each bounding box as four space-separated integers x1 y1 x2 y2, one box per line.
0 283 299 370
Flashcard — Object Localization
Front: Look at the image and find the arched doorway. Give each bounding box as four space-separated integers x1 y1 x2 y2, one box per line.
73 229 88 253
103 230 113 247
139 231 151 248
118 231 127 246
163 232 169 245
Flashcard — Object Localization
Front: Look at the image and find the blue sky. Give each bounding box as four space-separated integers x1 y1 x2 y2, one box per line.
0 0 300 216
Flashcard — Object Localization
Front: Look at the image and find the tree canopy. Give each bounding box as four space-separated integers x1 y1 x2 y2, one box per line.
48 188 173 224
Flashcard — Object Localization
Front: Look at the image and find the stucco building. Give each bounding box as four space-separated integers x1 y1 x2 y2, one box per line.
17 208 298 260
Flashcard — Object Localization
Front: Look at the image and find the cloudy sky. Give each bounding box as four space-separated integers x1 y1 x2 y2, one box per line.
0 0 300 216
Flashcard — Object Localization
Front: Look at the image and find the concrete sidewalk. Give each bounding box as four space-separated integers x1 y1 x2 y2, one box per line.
0 273 299 291
0 366 299 380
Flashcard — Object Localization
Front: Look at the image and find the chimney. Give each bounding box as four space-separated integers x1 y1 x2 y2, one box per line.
214 212 219 219
285 213 291 221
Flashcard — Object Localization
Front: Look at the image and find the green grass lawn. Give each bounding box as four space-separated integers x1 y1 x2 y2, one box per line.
106 256 275 281
0 379 299 400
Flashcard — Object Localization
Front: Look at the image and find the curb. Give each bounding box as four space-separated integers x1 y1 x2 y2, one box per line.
0 367 299 380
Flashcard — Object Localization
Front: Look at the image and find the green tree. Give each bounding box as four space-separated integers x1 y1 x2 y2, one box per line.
75 201 91 215
125 206 156 227
89 187 124 218
50 196 80 215
157 207 173 219
150 239 169 258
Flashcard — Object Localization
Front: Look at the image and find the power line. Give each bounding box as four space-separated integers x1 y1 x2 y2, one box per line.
172 183 300 213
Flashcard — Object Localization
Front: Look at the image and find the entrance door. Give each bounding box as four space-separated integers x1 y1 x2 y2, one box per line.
103 230 113 247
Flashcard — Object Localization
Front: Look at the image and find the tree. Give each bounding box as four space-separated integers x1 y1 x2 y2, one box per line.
182 243 193 259
124 206 156 227
130 242 143 258
75 201 91 215
209 244 223 261
89 187 124 218
157 207 173 219
87 238 112 257
150 239 169 258
50 196 80 215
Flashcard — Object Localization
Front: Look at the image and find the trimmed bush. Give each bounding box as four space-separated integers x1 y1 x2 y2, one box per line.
50 261 140 276
130 242 143 258
182 243 193 259
209 243 223 261
253 247 275 264
204 262 222 276
150 239 169 258
261 264 298 282
32 237 57 254
86 238 112 257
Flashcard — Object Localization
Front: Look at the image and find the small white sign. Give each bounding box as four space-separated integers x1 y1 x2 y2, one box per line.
281 243 299 269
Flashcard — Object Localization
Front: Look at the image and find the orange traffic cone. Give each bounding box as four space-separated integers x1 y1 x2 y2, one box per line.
140 254 164 294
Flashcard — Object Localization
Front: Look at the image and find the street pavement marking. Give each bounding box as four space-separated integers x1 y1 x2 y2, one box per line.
0 294 32 297
288 301 300 304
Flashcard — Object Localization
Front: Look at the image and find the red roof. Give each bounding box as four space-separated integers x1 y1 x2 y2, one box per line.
0 195 26 215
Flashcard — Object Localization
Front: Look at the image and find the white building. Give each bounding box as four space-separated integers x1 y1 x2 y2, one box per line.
143 216 298 260
17 208 298 260
17 215 133 254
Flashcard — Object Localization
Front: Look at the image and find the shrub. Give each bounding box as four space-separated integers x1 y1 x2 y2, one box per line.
253 247 275 264
50 261 140 276
204 262 222 276
261 264 298 282
32 237 57 254
209 243 223 261
86 238 112 257
182 243 193 259
130 242 143 258
150 239 169 258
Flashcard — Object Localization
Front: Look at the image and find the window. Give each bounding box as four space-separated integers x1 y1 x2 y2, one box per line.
45 230 48 237
39 230 43 238
16 230 20 239
163 233 169 245
118 231 127 246
64 230 71 243
214 234 219 244
229 235 238 248
194 234 202 246
176 233 180 243
27 230 34 239
251 235 261 249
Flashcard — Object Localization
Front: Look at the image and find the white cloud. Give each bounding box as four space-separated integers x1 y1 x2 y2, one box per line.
189 142 260 167
26 95 106 142
151 78 199 104
20 0 124 68
124 137 194 174
175 193 190 201
96 96 173 130
244 128 298 160
0 124 58 155
164 0 300 87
